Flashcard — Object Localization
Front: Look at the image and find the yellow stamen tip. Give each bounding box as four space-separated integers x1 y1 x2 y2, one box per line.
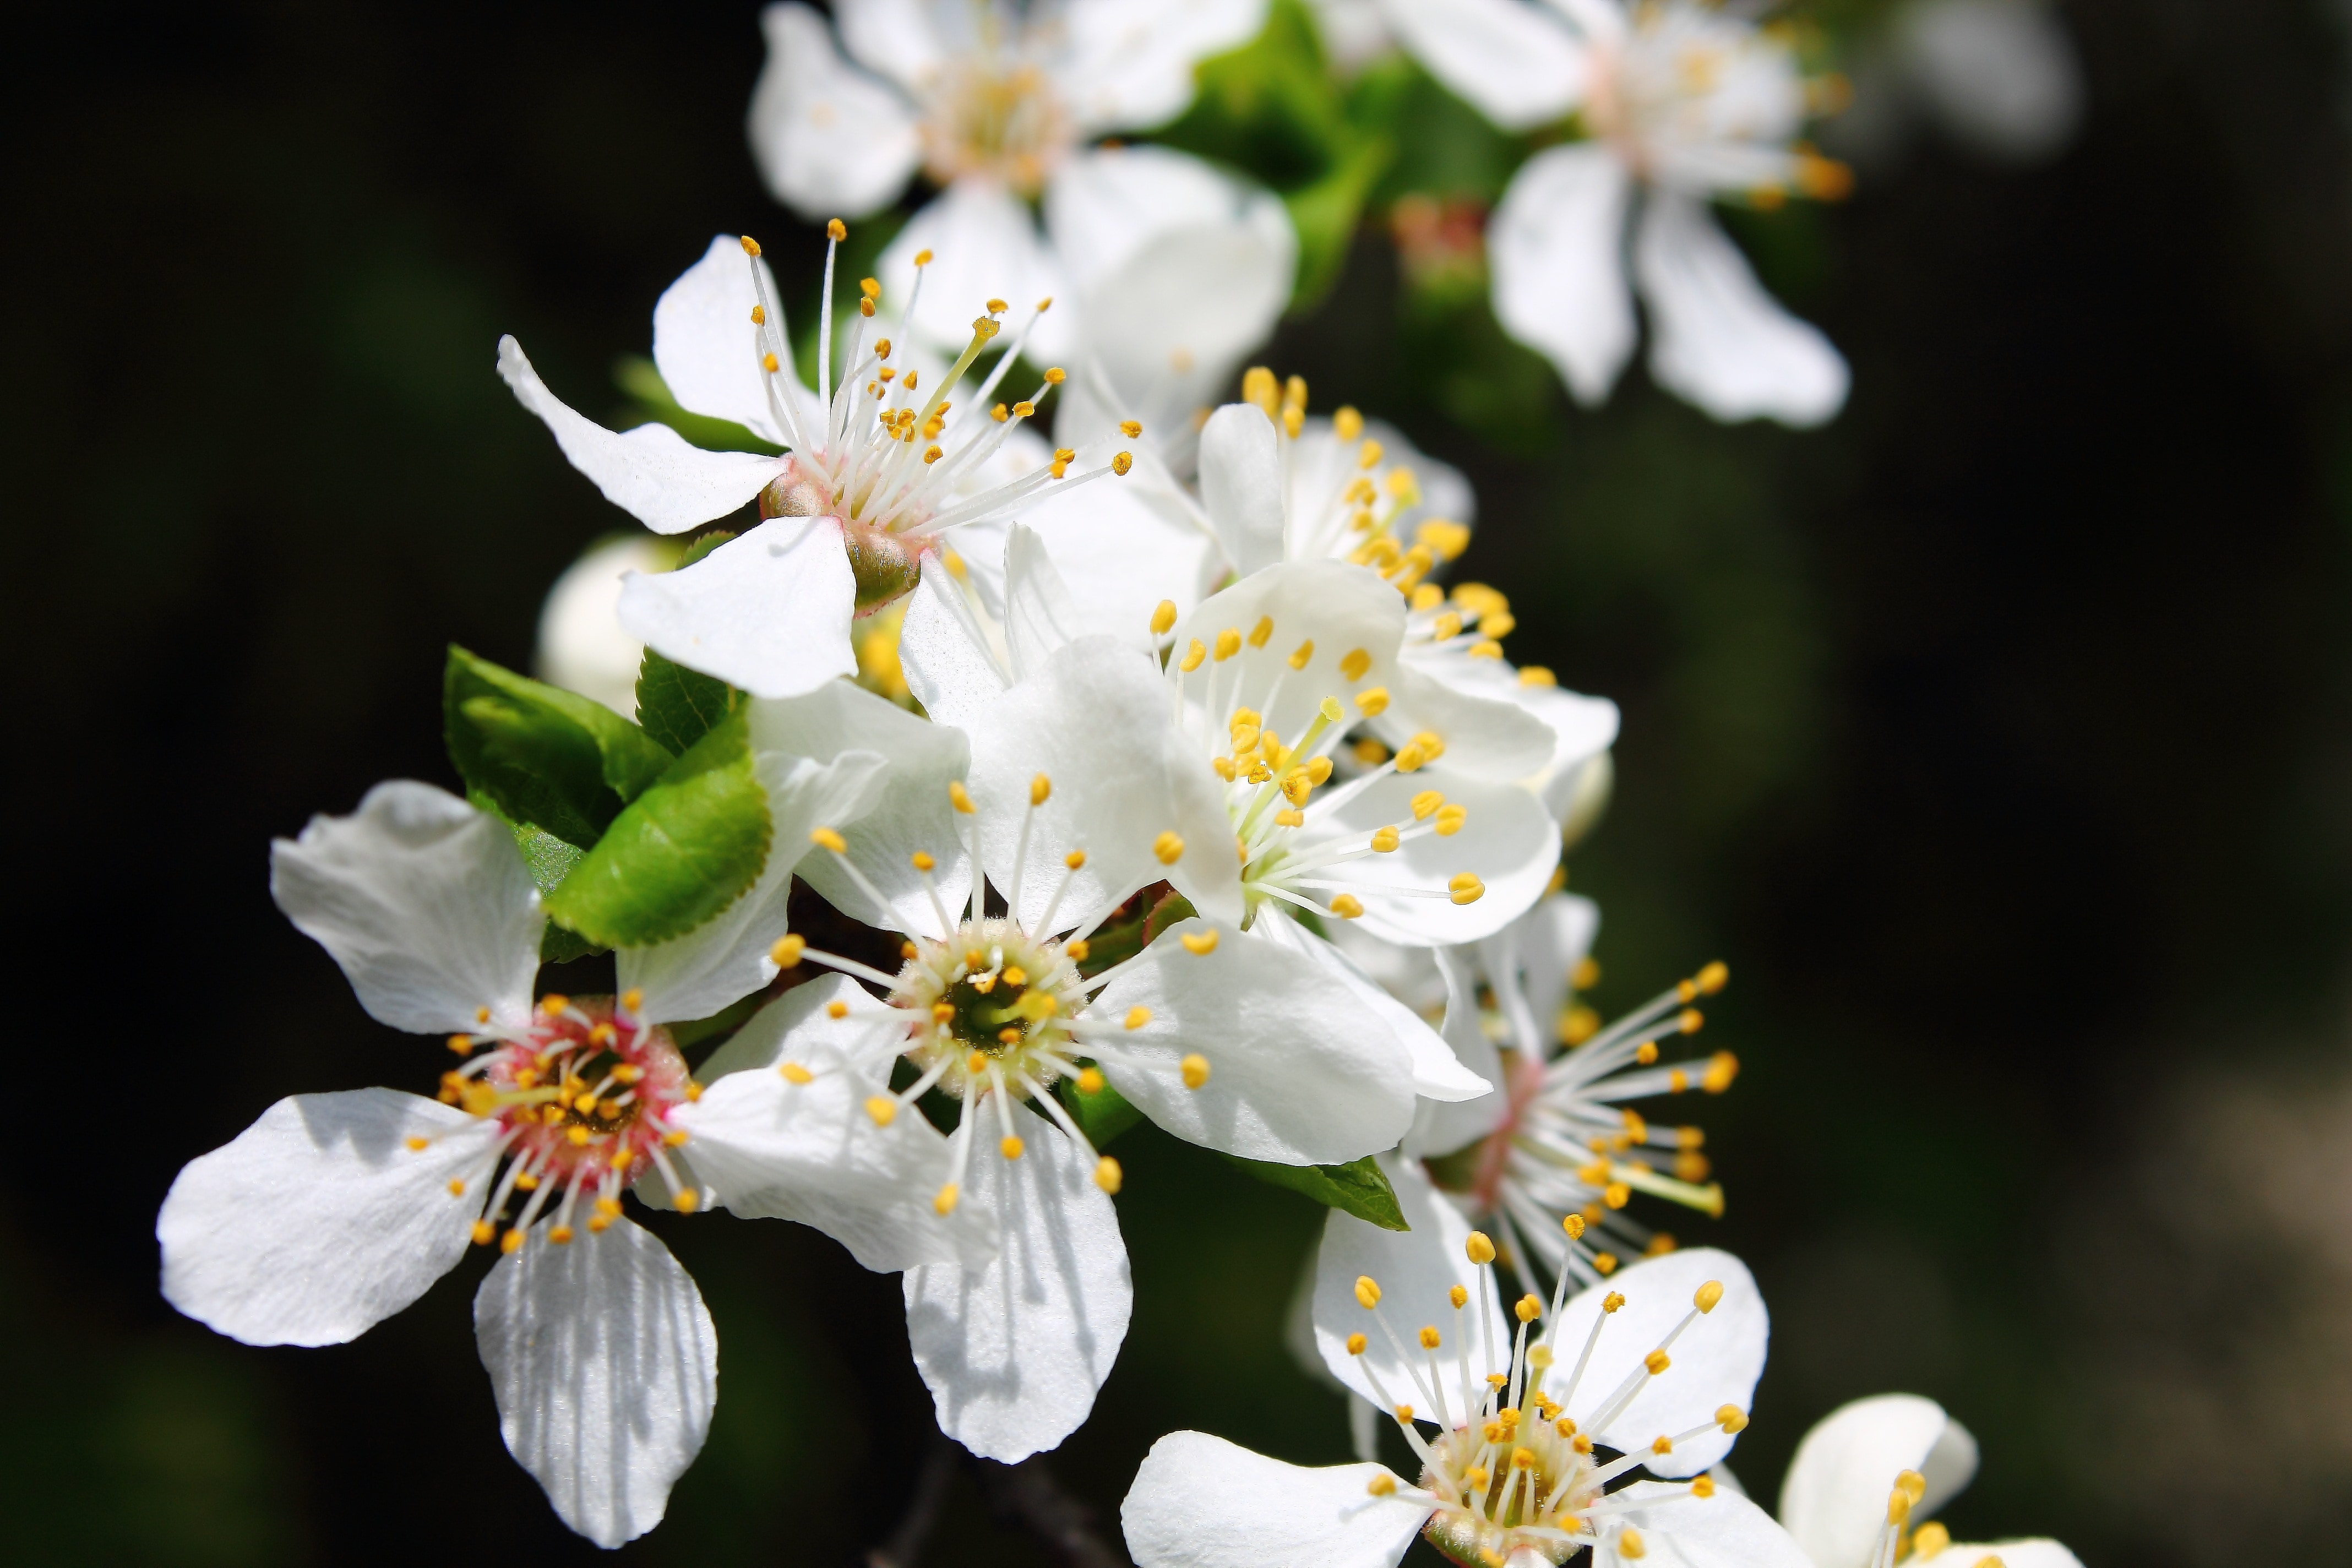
934 1182 960 1215
1179 928 1218 955
1464 1232 1496 1266
999 1135 1025 1159
770 933 805 968
810 826 847 853
739 235 761 256
864 1095 899 1127
1180 1053 1211 1089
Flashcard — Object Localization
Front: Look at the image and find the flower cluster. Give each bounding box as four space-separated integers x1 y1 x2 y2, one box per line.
158 4 2087 1561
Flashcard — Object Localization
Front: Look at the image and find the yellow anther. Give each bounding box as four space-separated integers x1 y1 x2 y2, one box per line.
934 1183 960 1215
403 1135 429 1152
565 1126 591 1146
446 1032 473 1055
1410 790 1445 820
1516 1294 1542 1324
1329 894 1364 919
500 1227 527 1254
1340 647 1371 682
1434 804 1467 837
1063 850 1087 873
1154 831 1185 865
1366 1473 1396 1497
1678 1008 1705 1035
1464 1464 1490 1490
1449 1284 1468 1309
859 276 880 300
780 1062 814 1085
999 1135 1025 1159
1644 1348 1672 1375
990 402 1009 422
1393 742 1427 772
770 934 805 968
1287 639 1316 671
471 1219 497 1246
1593 1251 1620 1276
1354 1275 1382 1309
1910 1523 1950 1558
1898 1469 1928 1505
1364 826 1399 854
1636 1041 1660 1065
1042 367 1065 384
1306 755 1334 785
661 1126 688 1147
966 1050 990 1074
1696 960 1729 994
1283 406 1304 437
1112 451 1133 476
1358 439 1384 470
1281 771 1313 807
1432 612 1463 643
1418 1325 1441 1349
1346 1332 1369 1355
1619 1527 1647 1559
997 1026 1022 1044
810 826 847 853
763 352 780 373
820 217 845 241
1179 639 1207 672
1150 599 1178 636
949 780 976 814
1417 519 1470 560
1345 688 1389 723
1695 1280 1724 1314
1109 1004 1148 1033
540 994 570 1017
1074 1066 1107 1096
1572 1433 1594 1454
1011 400 1035 418
865 1095 899 1127
1465 1232 1496 1266
1605 1183 1632 1210
546 1224 574 1246
1887 1488 1912 1527
739 234 762 256
1717 1405 1749 1434
1691 1474 1718 1500
749 303 766 325
1213 628 1242 661
1562 1212 1587 1240
1329 404 1364 440
1449 874 1485 905
1702 1052 1740 1092
1519 665 1558 688
1180 1053 1211 1088
923 444 944 464
1229 721 1261 753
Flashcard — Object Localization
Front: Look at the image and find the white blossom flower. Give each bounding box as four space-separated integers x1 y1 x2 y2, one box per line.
1371 0 1852 426
535 533 677 715
1124 1169 1799 1568
748 1 1280 366
500 229 1147 698
157 781 976 1545
1780 1393 2083 1568
717 639 1443 1460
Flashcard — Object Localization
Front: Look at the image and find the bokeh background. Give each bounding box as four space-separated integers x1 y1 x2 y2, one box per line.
12 1 2352 1562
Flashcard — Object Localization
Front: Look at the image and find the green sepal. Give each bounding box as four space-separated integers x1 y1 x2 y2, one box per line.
1058 1073 1146 1151
614 357 785 455
542 709 772 949
444 645 673 850
634 532 747 756
1220 1152 1410 1231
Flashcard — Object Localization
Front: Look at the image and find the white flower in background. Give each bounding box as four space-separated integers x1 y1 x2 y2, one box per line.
157 782 978 1545
501 229 1139 698
1374 0 1852 426
534 533 676 715
1125 1172 1799 1568
749 0 1278 366
1781 1394 2084 1568
719 645 1441 1460
1336 893 1739 1297
1826 0 2082 171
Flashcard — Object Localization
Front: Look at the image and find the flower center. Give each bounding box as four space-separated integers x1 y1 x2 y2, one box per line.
1420 1414 1596 1568
921 61 1071 196
892 918 1086 1101
439 992 698 1249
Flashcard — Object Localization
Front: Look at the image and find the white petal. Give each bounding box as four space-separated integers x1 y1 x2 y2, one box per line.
834 0 948 96
617 747 891 1023
1254 911 1490 1105
880 182 1068 358
672 976 995 1270
1414 945 1509 1156
747 675 974 939
159 1090 501 1347
1634 194 1849 428
1001 521 1090 679
748 2 922 219
903 1104 1132 1461
969 636 1241 931
1281 415 1473 565
536 535 673 718
269 781 542 1036
1778 1393 1973 1568
1005 449 1224 650
1121 1430 1428 1568
1898 0 2084 164
1095 918 1420 1163
651 234 798 442
616 514 858 698
1311 1156 1507 1406
1608 1480 1818 1568
899 552 1016 729
1499 890 1597 1043
1489 144 1636 406
1302 770 1559 946
1196 404 1288 578
1373 0 1585 130
1043 146 1296 413
1380 662 1556 781
473 1216 718 1548
1549 1247 1767 1476
1922 1542 2083 1568
1393 649 1618 805
1053 0 1271 134
498 335 780 534
1168 558 1408 768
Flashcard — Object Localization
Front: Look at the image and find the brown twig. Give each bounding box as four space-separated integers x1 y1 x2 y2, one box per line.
864 1435 960 1568
979 1456 1131 1568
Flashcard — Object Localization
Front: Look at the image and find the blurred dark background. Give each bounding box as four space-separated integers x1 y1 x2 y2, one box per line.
10 1 2352 1563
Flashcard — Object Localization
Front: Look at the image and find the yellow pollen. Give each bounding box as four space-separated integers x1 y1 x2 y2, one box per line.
1465 1232 1496 1266
404 1136 429 1152
1286 639 1316 671
865 1095 899 1127
1180 1053 1211 1089
565 1126 591 1146
1358 439 1384 470
1910 1523 1950 1558
447 1179 465 1195
1354 1275 1382 1309
1151 600 1178 635
1112 451 1133 476
1512 1446 1536 1470
1418 1325 1441 1349
934 1183 960 1215
1180 929 1218 955
825 218 846 241
1619 1527 1647 1559
1898 1470 1928 1505
548 1225 574 1246
1094 1156 1123 1194
780 1062 814 1085
1695 1280 1724 1314
1692 1475 1717 1500
1410 790 1444 820
949 780 976 814
1605 1183 1632 1210
986 297 1008 313
1450 1284 1468 1309
1595 1253 1620 1275
749 304 766 325
1887 1489 1912 1527
1329 894 1364 919
1179 639 1206 672
1434 804 1467 836
999 1135 1025 1159
1213 628 1242 661
770 933 805 968
809 826 847 854
1347 1332 1368 1355
1154 831 1185 865
1338 648 1372 682
1433 612 1463 642
739 235 761 256
859 276 880 300
1697 960 1729 994
1651 1435 1674 1455
447 1033 472 1054
966 1050 990 1074
471 1220 496 1246
1516 1293 1542 1324
1245 616 1274 649
1366 1474 1396 1497
1042 367 1066 384
1449 874 1486 905
1124 1005 1152 1030
1717 1405 1749 1434
1564 1212 1587 1239
1369 826 1401 853
763 352 780 372
1703 1052 1740 1092
1065 851 1087 872
1077 1067 1106 1094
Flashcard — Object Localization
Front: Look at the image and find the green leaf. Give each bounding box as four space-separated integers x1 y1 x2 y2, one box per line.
633 532 748 756
444 646 674 850
1058 1074 1146 1151
1221 1152 1410 1231
1284 134 1395 307
614 356 783 455
542 709 773 948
